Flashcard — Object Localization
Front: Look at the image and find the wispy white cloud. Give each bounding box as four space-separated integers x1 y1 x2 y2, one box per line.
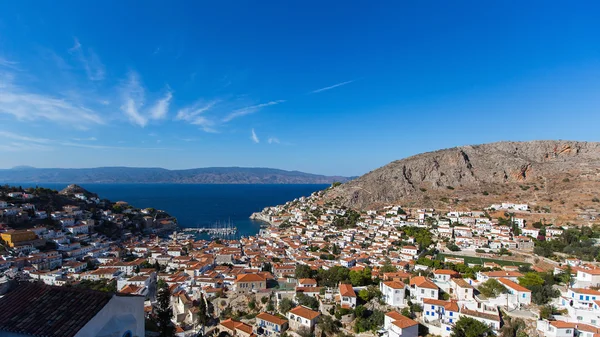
310 80 354 94
0 131 50 143
150 89 173 120
72 137 97 141
0 57 20 71
0 76 104 127
69 38 105 81
175 100 219 133
223 100 285 122
0 131 170 152
120 72 147 127
268 137 280 144
120 71 173 127
251 128 260 143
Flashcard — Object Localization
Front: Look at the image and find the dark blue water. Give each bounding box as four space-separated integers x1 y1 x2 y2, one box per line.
8 183 327 238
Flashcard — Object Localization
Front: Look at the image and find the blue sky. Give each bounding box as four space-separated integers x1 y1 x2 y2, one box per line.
0 1 599 176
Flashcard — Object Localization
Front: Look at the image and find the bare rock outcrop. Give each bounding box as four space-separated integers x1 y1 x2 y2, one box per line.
327 141 600 211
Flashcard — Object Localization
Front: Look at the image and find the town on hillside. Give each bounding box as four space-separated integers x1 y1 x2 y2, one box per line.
1 184 600 337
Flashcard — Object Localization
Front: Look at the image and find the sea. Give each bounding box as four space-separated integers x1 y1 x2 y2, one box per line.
6 183 328 239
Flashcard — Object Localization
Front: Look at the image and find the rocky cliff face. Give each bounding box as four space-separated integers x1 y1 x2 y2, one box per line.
326 141 600 212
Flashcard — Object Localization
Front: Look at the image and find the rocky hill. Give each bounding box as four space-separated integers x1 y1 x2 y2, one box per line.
326 141 600 222
0 167 350 184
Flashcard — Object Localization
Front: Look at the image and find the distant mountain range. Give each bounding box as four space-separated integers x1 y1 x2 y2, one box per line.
0 167 352 184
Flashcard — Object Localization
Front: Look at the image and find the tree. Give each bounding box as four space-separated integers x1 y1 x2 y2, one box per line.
155 283 175 337
317 314 340 336
539 305 555 320
296 264 314 279
556 265 573 286
451 317 495 337
297 293 319 310
517 273 544 289
349 267 372 286
197 293 211 326
358 285 382 303
380 259 397 273
478 279 507 298
279 298 295 314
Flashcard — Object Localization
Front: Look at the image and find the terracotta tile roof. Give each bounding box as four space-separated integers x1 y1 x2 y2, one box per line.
498 278 530 293
383 281 405 289
550 321 576 329
339 283 356 297
0 283 113 337
451 278 473 289
298 278 317 285
410 276 438 290
571 288 600 296
289 306 320 320
434 269 460 276
257 312 288 326
576 323 600 333
385 310 418 328
236 273 266 282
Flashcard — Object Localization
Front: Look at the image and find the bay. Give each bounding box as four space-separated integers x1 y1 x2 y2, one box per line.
6 183 328 238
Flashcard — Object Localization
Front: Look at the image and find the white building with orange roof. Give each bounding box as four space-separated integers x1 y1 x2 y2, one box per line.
476 270 523 282
255 312 288 337
497 277 531 307
380 280 406 307
575 268 600 288
536 320 575 337
567 288 600 309
234 273 266 294
287 306 320 332
338 283 357 308
410 276 439 304
449 278 474 301
383 310 419 337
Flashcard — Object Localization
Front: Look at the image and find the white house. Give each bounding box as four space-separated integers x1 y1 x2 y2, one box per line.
381 281 406 307
498 277 531 307
287 306 320 332
433 269 459 283
567 288 600 309
575 269 600 288
536 320 575 337
339 283 357 309
450 278 474 301
384 311 419 337
410 276 439 304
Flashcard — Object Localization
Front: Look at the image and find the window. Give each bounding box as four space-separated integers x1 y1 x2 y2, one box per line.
421 289 424 294
522 294 526 298
432 305 435 309
450 312 453 316
566 330 572 333
580 295 584 300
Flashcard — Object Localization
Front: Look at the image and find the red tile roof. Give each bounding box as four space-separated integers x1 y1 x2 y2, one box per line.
498 278 530 293
257 312 288 326
289 306 320 320
386 310 418 328
410 276 438 290
339 283 357 297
